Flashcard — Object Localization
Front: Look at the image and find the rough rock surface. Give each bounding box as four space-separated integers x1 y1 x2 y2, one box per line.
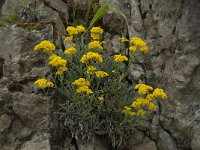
0 0 200 149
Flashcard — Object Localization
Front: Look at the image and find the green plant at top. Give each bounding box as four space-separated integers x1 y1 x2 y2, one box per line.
33 25 167 147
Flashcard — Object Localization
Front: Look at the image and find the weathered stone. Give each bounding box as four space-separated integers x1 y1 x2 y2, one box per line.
157 129 177 150
45 0 69 22
12 92 50 129
1 0 22 16
12 120 32 139
130 64 144 80
100 0 130 34
38 3 66 48
0 114 12 132
131 137 157 150
104 35 121 54
21 133 50 150
76 136 108 150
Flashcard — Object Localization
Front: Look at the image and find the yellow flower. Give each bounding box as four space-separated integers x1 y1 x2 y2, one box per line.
86 66 96 74
146 94 155 101
130 37 148 54
66 26 78 35
119 37 129 42
76 85 93 95
88 41 103 49
131 97 149 107
91 33 100 40
147 102 156 110
122 106 136 117
134 84 153 95
72 78 90 86
34 40 55 52
137 109 146 116
65 36 73 41
80 52 103 63
95 71 109 78
49 54 67 67
48 54 67 75
98 95 104 104
114 54 128 63
76 25 86 33
56 66 68 75
64 47 77 55
129 46 137 52
90 27 104 34
152 88 167 99
90 27 104 40
34 78 54 88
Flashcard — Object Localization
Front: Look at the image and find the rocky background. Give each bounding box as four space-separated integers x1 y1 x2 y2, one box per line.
0 0 200 150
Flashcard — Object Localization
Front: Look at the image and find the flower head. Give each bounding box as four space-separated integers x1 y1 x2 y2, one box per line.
88 41 103 49
130 37 148 54
86 66 96 74
90 27 103 40
152 88 167 99
80 52 103 63
66 26 78 35
34 40 55 52
34 78 54 88
129 46 137 52
48 54 67 75
134 84 153 95
95 71 109 78
122 106 136 117
76 85 93 95
64 47 77 55
76 25 86 33
114 54 128 63
65 36 73 41
72 78 90 86
90 27 103 34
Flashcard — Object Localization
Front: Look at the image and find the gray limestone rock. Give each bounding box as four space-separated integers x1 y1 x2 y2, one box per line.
0 114 12 133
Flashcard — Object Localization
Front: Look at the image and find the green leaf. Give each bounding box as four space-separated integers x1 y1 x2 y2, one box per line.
88 3 111 30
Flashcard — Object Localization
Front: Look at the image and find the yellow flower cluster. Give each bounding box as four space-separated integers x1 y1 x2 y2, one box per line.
65 35 73 42
119 37 129 43
95 71 109 78
49 54 67 75
72 78 93 94
80 52 103 63
76 86 93 95
76 25 86 33
129 46 137 52
66 26 78 35
72 78 90 86
34 78 54 88
152 88 167 99
114 54 128 63
66 25 85 40
88 41 103 49
137 109 146 116
90 27 104 40
86 66 96 74
131 97 156 111
122 106 136 117
134 84 153 95
34 40 55 52
130 37 148 54
64 47 77 55
123 84 167 117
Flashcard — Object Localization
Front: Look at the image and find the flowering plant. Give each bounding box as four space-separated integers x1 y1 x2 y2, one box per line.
34 25 167 147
